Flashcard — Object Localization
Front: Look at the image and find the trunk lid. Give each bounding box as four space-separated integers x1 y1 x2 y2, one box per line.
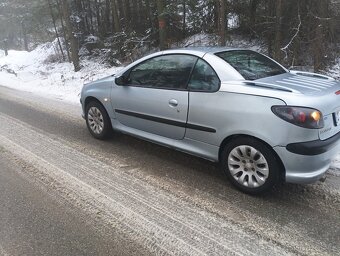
256 72 340 96
256 72 340 140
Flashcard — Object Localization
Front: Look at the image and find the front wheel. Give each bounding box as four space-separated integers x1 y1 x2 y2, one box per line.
220 137 281 194
85 101 112 140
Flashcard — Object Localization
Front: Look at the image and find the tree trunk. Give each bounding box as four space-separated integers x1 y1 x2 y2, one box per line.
21 21 29 51
182 0 186 39
218 0 226 46
265 0 275 56
157 0 167 50
75 0 86 39
95 0 102 36
4 39 8 56
145 0 155 31
111 0 121 32
47 0 65 61
104 0 111 33
273 0 283 61
61 0 80 72
249 0 259 39
313 0 329 72
56 0 71 62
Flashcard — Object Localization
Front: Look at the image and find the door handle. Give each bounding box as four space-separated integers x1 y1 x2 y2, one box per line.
169 99 178 107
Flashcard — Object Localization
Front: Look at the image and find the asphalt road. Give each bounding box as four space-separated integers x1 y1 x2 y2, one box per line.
0 86 339 256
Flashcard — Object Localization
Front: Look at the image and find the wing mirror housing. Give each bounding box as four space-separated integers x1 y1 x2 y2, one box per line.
115 75 128 86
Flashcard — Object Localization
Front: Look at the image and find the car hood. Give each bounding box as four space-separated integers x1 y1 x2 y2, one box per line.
84 75 115 86
255 72 340 96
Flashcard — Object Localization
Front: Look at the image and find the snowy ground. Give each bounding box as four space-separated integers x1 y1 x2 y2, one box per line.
0 40 121 104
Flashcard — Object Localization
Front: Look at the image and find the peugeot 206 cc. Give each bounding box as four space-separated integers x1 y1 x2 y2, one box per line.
80 48 340 194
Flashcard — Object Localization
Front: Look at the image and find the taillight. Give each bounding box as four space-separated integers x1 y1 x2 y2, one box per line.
271 106 324 129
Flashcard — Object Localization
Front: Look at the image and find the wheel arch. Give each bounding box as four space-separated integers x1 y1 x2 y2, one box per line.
219 134 286 182
84 96 102 108
84 95 115 118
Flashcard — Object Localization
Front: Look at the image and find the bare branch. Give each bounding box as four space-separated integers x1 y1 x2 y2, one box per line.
281 11 302 59
309 11 332 20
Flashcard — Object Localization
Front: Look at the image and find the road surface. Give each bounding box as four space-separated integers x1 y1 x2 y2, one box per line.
0 86 339 256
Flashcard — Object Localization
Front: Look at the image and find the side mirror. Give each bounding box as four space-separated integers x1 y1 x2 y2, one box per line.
115 75 127 86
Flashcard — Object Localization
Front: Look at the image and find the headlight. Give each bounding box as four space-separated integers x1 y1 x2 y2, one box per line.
271 106 324 129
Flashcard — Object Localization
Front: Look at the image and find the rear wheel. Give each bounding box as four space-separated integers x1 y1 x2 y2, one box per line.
220 137 280 194
85 101 112 140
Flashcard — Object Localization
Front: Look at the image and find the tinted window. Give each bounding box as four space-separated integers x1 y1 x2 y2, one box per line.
128 54 197 89
188 59 220 92
216 50 286 80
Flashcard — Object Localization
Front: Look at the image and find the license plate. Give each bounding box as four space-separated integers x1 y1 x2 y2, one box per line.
334 111 340 126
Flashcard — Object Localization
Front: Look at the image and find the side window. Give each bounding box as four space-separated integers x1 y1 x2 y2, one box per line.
188 59 220 92
128 55 197 89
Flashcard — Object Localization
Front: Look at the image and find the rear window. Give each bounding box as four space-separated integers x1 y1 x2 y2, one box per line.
215 50 287 80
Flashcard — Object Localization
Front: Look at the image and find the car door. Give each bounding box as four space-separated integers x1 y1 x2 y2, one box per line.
185 58 221 144
111 54 198 140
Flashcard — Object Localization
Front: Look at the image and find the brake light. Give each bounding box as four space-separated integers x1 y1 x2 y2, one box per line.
272 106 324 129
335 90 340 95
297 111 306 122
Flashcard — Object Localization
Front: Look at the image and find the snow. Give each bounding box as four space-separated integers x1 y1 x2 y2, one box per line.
0 39 122 104
227 13 239 29
326 58 340 80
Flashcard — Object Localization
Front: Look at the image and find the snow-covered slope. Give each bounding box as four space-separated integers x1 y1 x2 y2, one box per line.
326 58 340 80
0 40 121 103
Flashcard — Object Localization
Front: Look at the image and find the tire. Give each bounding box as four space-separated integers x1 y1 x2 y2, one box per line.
220 137 280 194
85 101 112 140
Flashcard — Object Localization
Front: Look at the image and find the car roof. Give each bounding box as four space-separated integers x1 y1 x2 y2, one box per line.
163 47 249 55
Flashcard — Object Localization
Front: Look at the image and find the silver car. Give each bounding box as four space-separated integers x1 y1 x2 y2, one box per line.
80 48 340 194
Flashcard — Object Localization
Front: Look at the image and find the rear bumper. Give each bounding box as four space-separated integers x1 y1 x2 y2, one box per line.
286 131 340 155
274 137 340 184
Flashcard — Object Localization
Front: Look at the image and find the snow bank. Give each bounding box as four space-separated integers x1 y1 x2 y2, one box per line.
326 58 340 80
0 40 121 104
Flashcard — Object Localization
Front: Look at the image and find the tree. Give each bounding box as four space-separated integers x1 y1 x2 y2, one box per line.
273 0 283 62
312 0 330 72
218 0 226 46
47 0 65 60
111 0 121 32
4 39 8 56
157 0 167 50
60 0 80 71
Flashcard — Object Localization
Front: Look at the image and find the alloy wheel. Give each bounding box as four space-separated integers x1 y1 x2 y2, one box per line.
227 145 269 188
87 107 104 135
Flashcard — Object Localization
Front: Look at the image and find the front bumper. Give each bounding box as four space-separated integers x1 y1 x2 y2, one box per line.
274 135 340 184
80 98 85 119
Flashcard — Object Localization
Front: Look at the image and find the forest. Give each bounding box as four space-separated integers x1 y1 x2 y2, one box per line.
0 0 339 73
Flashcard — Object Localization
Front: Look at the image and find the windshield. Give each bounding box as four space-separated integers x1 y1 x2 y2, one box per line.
215 50 287 80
